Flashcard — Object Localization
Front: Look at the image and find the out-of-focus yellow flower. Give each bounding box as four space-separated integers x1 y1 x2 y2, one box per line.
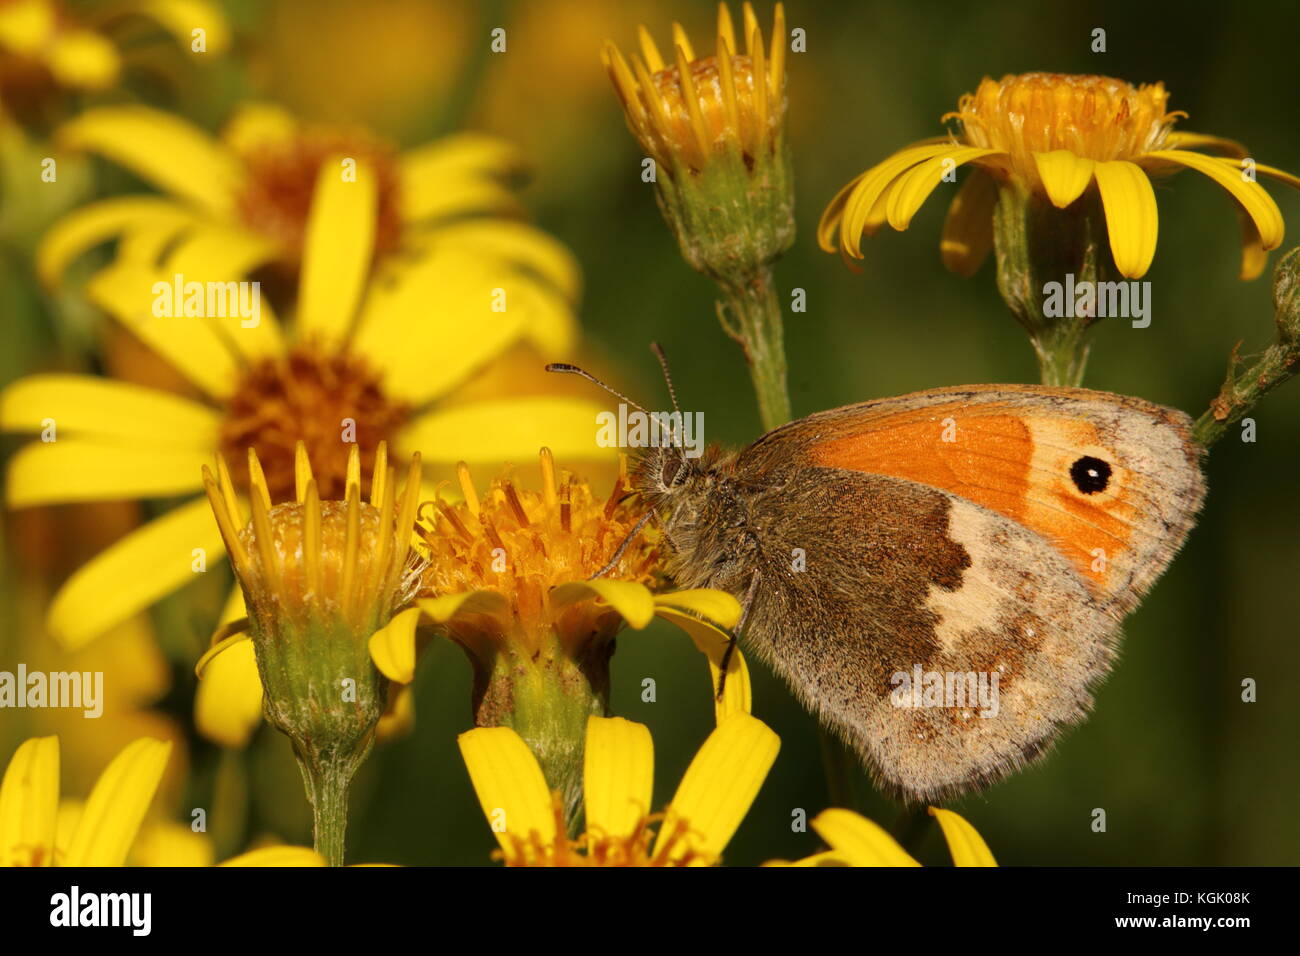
821 72 1300 279
459 714 778 866
0 735 169 866
767 807 997 867
1 149 603 666
38 102 572 289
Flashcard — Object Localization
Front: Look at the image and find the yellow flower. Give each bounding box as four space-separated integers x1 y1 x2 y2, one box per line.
459 713 779 866
768 807 997 867
389 450 749 812
0 146 602 665
37 101 572 289
0 735 169 866
603 2 787 175
820 71 1300 279
0 0 226 112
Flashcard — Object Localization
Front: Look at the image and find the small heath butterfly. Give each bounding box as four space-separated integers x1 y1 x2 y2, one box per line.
551 355 1205 803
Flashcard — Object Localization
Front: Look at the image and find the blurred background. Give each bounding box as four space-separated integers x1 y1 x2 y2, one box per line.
2 0 1298 866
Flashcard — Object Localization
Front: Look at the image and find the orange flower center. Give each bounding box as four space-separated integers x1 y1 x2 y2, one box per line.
220 345 408 501
649 54 777 168
951 72 1180 176
234 129 402 260
416 451 660 653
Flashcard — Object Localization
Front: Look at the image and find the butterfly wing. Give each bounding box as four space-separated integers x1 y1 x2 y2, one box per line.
727 385 1204 801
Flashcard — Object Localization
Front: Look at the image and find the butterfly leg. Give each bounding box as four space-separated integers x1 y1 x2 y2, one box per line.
717 571 761 701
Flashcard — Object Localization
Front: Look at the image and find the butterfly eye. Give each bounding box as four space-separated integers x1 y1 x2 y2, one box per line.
662 457 683 487
1069 455 1112 494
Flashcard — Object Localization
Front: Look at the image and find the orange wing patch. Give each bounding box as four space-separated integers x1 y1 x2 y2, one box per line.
807 401 1136 593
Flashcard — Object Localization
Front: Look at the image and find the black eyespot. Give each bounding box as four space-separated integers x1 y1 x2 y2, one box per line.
1069 455 1111 494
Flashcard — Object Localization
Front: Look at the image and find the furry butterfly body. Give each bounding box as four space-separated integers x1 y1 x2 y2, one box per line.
635 384 1205 803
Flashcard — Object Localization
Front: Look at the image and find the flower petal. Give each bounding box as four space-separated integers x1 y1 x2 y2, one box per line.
47 30 119 90
651 590 749 721
1235 202 1269 281
368 606 421 683
397 133 526 222
64 738 171 866
1032 149 1096 208
1 375 220 448
297 155 378 345
36 197 194 287
7 439 212 505
458 726 556 864
220 102 297 154
656 713 778 864
419 219 581 303
130 820 216 866
47 497 226 649
886 147 1003 231
929 807 997 867
0 736 59 867
113 0 231 56
551 580 655 629
399 397 608 465
837 142 962 257
1164 131 1249 158
1094 160 1159 278
58 106 241 216
195 637 262 748
86 263 241 399
811 808 921 867
1141 149 1283 250
940 167 998 277
583 716 653 846
417 589 509 623
218 846 326 867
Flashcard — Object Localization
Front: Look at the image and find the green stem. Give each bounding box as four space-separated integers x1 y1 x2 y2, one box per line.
299 754 351 867
1192 340 1300 448
724 265 791 431
1031 322 1092 388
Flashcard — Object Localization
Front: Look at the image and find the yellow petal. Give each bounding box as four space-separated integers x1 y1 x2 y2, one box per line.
0 736 59 867
86 263 241 399
48 497 226 649
195 637 262 748
1164 131 1249 158
1032 149 1096 208
352 252 530 405
1142 149 1283 250
64 738 171 866
0 0 55 53
160 226 284 360
940 167 998 277
58 106 240 216
399 398 608 465
115 0 231 56
130 820 216 867
1094 160 1159 278
837 142 970 257
368 606 421 683
929 807 997 867
550 579 655 629
37 197 194 288
811 808 921 866
297 155 378 344
376 684 416 742
458 727 556 864
218 846 326 867
7 439 212 505
417 589 509 623
221 102 297 154
886 147 1003 231
656 713 778 864
397 133 526 222
47 30 120 90
1254 162 1300 190
1 375 220 448
651 590 749 721
422 219 581 303
583 716 653 846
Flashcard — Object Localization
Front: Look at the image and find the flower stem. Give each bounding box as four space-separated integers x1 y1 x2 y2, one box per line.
299 753 352 867
721 265 791 431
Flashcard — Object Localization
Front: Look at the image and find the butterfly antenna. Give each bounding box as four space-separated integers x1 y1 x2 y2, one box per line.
650 342 680 414
545 362 649 414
